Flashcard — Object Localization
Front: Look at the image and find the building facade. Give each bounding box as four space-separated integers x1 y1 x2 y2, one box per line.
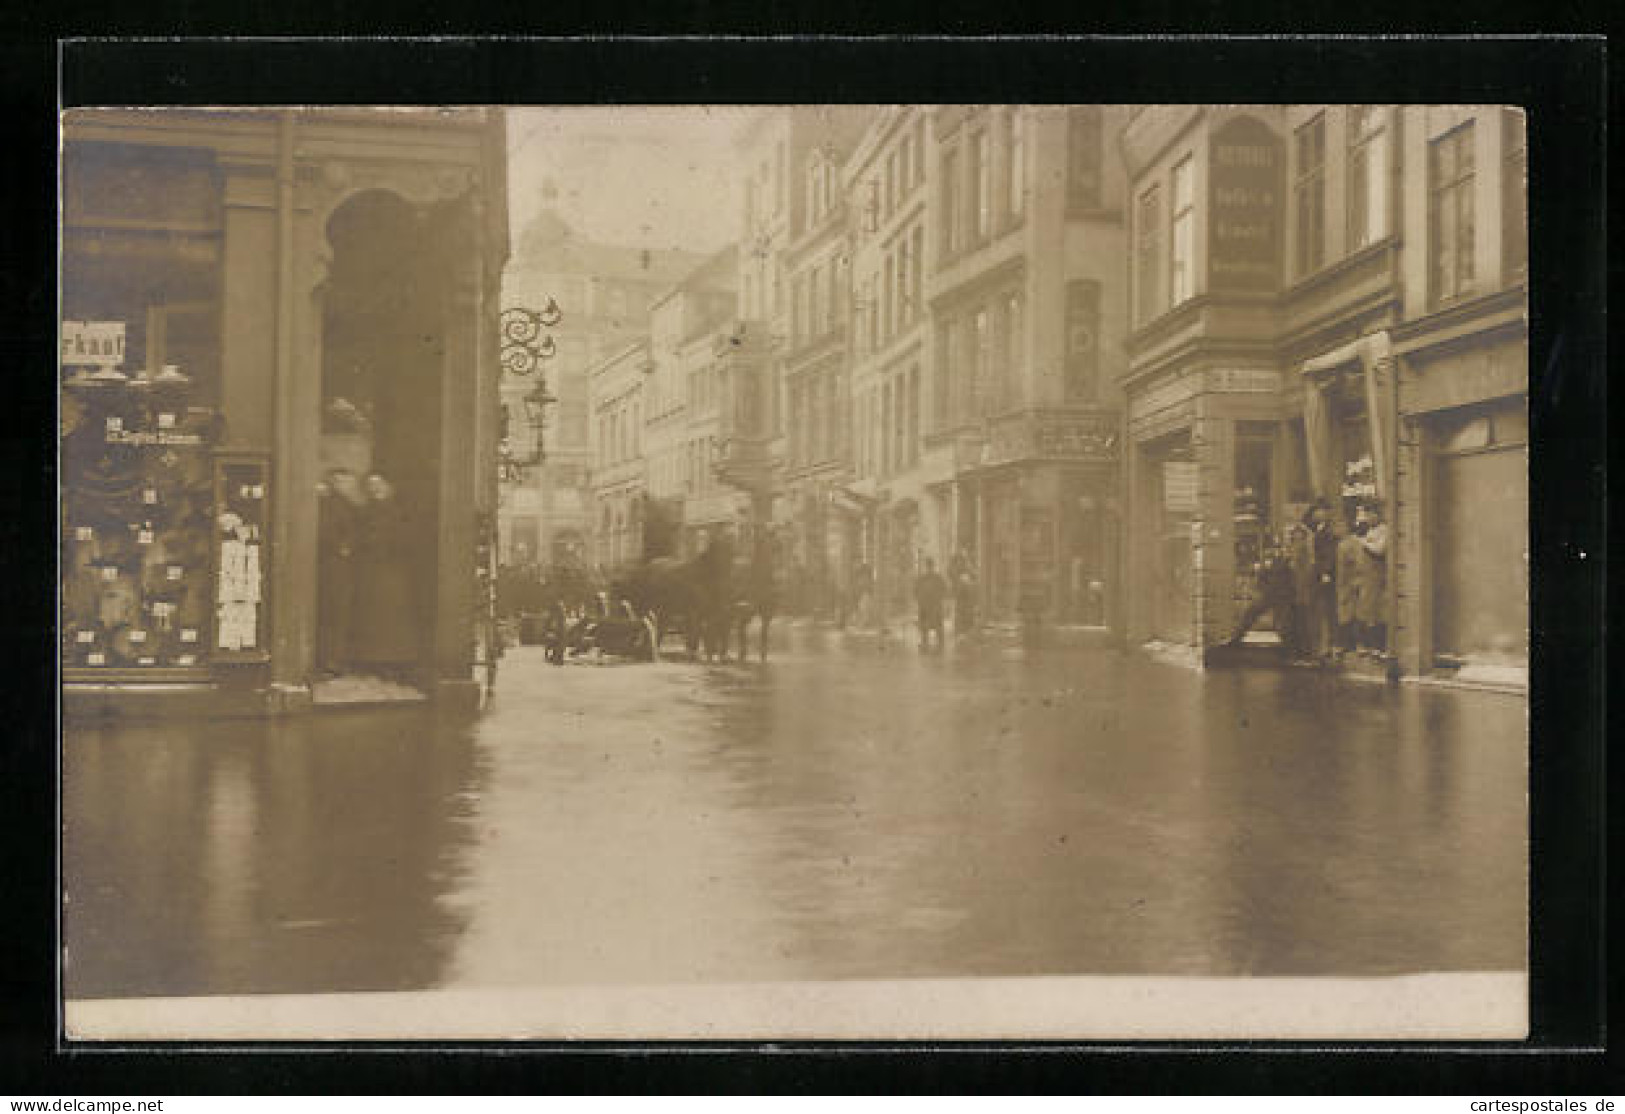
61 108 510 714
718 109 877 547
500 197 702 568
588 341 648 570
924 106 1131 627
1120 105 1527 683
637 247 744 563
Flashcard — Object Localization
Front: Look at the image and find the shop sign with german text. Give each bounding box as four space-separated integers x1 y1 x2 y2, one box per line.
1208 116 1284 294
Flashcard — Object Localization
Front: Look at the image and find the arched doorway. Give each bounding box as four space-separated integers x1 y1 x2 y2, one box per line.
315 190 451 687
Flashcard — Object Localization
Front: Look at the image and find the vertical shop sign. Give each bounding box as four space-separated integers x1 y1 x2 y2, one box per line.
1208 115 1285 293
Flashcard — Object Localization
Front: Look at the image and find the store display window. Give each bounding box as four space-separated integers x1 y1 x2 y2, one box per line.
60 141 223 676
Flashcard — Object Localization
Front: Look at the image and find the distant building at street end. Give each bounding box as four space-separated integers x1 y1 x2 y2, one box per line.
500 191 703 569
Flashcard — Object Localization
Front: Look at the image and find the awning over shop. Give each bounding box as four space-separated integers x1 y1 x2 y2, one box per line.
1301 332 1392 504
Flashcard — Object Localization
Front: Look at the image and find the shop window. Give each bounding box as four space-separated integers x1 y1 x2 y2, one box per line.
1293 114 1327 278
1170 157 1196 305
1348 106 1390 251
61 143 225 676
1430 122 1477 304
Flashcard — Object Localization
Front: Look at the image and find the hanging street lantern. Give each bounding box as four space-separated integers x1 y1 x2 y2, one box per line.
498 301 563 484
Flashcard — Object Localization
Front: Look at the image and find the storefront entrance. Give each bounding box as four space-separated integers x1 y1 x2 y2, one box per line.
1430 401 1528 668
316 191 449 686
1151 440 1196 645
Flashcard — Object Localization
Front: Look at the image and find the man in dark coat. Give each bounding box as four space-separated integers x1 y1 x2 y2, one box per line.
1226 533 1298 654
316 469 361 677
914 557 948 652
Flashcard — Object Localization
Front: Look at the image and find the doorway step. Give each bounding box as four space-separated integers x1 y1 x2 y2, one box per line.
311 673 428 708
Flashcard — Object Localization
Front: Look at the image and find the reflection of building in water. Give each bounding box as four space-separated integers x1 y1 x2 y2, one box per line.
1120 105 1527 685
61 109 510 715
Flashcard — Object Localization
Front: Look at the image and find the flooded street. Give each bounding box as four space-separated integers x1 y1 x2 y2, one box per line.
63 628 1526 1001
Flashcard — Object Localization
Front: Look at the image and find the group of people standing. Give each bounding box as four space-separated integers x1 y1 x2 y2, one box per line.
910 548 979 652
316 468 421 682
1228 497 1389 662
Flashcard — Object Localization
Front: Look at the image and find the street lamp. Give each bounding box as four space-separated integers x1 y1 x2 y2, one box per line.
498 301 563 483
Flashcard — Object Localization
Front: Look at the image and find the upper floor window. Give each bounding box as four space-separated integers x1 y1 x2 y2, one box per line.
1347 106 1390 251
1135 184 1164 325
1293 114 1327 277
971 129 992 241
1430 121 1476 304
1502 109 1527 281
970 307 991 417
1170 157 1195 305
1008 111 1026 220
909 225 924 323
1066 107 1103 212
941 148 961 257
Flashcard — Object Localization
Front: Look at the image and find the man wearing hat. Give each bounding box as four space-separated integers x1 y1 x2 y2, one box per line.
316 469 362 677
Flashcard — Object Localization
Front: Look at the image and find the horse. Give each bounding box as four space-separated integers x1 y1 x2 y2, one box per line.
614 541 736 662
723 540 779 663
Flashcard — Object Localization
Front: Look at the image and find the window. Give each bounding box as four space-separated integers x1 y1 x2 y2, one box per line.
1008 110 1026 220
897 241 910 329
971 129 992 241
971 307 990 417
907 365 921 465
808 264 822 336
886 150 899 214
1066 107 1103 211
941 148 961 256
827 261 840 335
1430 122 1476 303
1170 157 1195 305
1004 290 1024 410
882 254 894 342
1294 115 1327 277
909 225 924 323
1502 109 1527 280
884 379 897 474
899 135 914 197
936 320 957 428
791 274 805 343
1348 106 1389 251
1135 184 1164 324
866 277 878 352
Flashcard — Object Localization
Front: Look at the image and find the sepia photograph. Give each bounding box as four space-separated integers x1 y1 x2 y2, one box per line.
59 101 1531 1042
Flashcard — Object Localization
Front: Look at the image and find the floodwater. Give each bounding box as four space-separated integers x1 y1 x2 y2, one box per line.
63 627 1527 1000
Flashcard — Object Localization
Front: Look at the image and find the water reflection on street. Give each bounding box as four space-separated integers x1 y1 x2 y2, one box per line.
64 629 1526 999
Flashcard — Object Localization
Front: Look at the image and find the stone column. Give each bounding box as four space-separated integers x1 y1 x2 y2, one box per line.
435 217 483 710
1192 402 1236 650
